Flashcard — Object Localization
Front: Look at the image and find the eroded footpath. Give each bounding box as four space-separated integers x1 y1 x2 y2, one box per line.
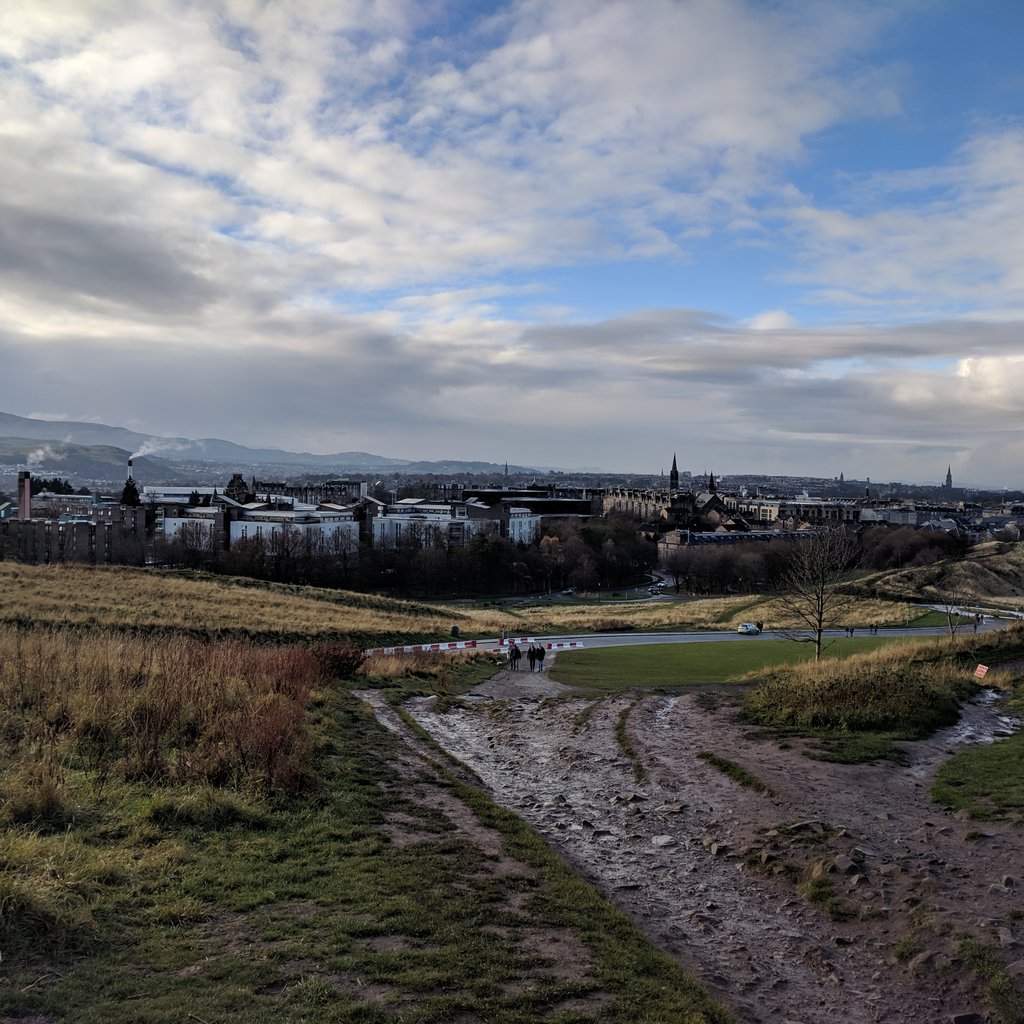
401 665 1023 1024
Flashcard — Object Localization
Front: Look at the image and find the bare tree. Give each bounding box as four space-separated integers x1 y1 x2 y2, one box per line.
928 569 977 642
775 530 861 661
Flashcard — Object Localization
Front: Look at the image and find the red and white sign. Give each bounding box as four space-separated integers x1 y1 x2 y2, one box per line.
545 642 586 650
974 664 989 678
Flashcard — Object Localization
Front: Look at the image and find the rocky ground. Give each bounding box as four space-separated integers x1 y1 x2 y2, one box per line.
385 658 1024 1024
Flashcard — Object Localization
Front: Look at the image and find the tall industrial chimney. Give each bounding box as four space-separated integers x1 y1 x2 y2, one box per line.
17 471 31 520
127 457 134 479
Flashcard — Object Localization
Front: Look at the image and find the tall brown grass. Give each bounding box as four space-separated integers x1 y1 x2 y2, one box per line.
0 627 323 800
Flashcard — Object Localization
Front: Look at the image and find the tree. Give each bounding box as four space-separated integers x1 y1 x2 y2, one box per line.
928 569 977 642
775 530 861 661
120 478 141 507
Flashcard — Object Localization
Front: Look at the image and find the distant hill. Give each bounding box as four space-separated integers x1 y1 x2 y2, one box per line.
0 411 539 486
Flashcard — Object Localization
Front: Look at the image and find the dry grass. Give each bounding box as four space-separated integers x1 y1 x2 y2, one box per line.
0 563 483 642
0 626 322 796
0 563 919 644
856 541 1024 605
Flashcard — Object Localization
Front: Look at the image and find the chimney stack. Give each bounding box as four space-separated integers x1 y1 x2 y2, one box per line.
17 471 31 520
127 457 134 479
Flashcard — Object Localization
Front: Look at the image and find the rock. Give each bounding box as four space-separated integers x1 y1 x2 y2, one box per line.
710 842 729 856
833 854 856 873
652 834 677 847
878 862 900 877
790 820 825 834
989 884 1011 896
998 927 1015 948
1006 959 1024 983
853 844 877 858
954 809 972 821
1002 875 1017 888
949 1014 983 1024
877 811 893 821
909 950 935 973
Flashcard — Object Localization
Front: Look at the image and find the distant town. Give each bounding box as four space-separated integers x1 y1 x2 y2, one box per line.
2 444 1021 600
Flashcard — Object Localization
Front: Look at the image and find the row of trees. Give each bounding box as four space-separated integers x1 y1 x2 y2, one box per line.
154 514 658 597
660 526 966 596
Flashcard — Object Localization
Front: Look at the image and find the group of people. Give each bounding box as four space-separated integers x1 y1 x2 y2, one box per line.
507 642 546 672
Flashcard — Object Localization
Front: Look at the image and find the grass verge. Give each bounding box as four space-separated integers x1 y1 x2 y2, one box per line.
931 680 1024 821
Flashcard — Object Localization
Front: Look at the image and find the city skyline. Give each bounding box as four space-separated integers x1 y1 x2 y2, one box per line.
2 2 1024 485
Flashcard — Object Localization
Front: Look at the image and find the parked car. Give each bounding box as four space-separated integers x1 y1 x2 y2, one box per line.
562 588 575 595
737 622 761 635
648 586 661 594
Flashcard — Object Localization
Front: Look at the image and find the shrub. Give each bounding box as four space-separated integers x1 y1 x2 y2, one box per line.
310 642 365 679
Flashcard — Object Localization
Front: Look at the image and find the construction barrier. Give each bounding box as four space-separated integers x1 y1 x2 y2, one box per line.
364 640 479 656
545 642 585 650
497 636 536 646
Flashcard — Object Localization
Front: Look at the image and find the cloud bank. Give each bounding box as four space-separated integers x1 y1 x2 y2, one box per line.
0 1 1023 485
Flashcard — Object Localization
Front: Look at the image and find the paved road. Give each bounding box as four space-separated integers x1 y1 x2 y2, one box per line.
478 621 1006 652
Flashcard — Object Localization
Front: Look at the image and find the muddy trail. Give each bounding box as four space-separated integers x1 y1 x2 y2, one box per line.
388 662 1023 1024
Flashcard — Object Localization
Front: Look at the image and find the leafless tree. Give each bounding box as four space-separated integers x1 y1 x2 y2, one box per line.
928 569 977 642
775 530 861 661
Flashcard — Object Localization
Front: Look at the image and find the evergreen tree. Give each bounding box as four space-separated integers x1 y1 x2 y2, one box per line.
120 478 141 507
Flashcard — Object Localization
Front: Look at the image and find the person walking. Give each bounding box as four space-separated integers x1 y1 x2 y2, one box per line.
527 644 537 672
536 644 546 672
509 642 521 670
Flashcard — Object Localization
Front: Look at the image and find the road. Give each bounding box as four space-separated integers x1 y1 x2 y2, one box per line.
478 621 1004 652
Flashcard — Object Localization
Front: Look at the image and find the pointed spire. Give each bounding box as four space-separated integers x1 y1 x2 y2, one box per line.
708 471 716 493
669 453 679 491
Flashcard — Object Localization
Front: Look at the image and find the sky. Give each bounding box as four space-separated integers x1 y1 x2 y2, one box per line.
2 1 1024 485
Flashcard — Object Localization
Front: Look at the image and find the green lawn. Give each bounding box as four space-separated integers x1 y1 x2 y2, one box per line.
548 636 910 689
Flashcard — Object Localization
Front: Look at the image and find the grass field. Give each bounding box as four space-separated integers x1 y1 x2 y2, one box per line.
548 636 911 689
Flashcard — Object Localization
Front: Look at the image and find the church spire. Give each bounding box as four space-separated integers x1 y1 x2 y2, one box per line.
945 465 953 489
669 453 679 491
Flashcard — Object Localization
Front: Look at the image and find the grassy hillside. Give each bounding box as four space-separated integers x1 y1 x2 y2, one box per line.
854 541 1024 608
0 562 920 646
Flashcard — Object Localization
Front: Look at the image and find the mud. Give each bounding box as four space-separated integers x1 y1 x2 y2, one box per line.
399 661 1023 1024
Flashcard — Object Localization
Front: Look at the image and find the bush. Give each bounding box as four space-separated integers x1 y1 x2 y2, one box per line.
310 642 365 679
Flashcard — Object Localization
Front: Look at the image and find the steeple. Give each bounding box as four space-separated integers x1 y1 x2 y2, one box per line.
945 465 953 490
708 470 716 493
669 453 679 492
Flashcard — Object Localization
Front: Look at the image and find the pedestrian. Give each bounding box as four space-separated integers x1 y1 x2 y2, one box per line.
509 643 521 670
527 644 537 672
536 644 546 672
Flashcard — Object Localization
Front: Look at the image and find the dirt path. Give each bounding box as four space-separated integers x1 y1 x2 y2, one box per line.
403 668 1022 1024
